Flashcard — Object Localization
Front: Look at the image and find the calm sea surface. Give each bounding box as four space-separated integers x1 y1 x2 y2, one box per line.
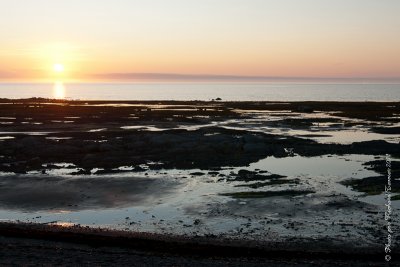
0 82 399 101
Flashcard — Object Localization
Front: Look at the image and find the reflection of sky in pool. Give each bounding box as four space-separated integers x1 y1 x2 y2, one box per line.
0 154 397 241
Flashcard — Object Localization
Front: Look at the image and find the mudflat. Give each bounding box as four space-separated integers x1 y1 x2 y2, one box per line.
0 99 399 265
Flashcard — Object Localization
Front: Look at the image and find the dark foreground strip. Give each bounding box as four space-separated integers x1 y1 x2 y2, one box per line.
0 222 396 262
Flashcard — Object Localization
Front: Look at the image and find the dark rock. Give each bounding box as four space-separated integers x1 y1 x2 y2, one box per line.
341 176 400 195
71 169 91 175
190 172 205 176
296 105 314 113
371 126 400 135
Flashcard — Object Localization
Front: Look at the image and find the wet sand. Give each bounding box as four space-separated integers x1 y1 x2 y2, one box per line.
0 99 399 265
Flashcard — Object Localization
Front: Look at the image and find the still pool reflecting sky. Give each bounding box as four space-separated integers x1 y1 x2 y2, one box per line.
0 155 400 239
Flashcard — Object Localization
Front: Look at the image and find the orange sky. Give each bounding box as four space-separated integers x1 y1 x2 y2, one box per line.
1 0 400 82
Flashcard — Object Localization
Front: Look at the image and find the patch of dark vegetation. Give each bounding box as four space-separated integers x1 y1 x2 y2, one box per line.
221 190 314 199
371 127 400 135
296 134 333 138
341 176 400 195
325 198 366 209
70 169 91 175
268 118 313 128
190 172 205 176
93 169 135 175
363 160 400 178
265 117 342 129
296 105 314 113
392 194 400 201
235 178 300 189
228 170 287 182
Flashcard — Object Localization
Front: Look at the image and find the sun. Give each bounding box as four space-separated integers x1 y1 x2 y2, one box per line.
53 63 64 73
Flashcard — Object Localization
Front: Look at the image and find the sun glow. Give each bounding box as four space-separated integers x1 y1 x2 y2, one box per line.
53 63 64 73
32 42 85 81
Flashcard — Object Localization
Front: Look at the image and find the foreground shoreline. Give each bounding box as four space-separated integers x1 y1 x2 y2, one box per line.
0 222 396 266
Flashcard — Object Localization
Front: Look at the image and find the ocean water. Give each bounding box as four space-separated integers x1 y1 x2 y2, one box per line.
0 82 399 101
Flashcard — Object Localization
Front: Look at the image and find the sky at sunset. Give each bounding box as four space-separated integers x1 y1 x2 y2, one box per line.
0 0 399 82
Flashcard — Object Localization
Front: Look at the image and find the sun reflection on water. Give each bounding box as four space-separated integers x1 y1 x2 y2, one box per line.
53 81 65 99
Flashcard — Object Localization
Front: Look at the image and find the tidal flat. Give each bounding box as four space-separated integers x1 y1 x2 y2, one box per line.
0 99 399 263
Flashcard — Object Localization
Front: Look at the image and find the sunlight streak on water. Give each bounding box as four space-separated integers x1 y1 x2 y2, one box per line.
53 81 65 99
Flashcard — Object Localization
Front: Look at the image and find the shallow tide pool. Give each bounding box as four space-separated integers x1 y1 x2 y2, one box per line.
0 154 397 243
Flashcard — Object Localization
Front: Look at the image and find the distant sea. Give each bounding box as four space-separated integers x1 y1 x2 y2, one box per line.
0 82 399 101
